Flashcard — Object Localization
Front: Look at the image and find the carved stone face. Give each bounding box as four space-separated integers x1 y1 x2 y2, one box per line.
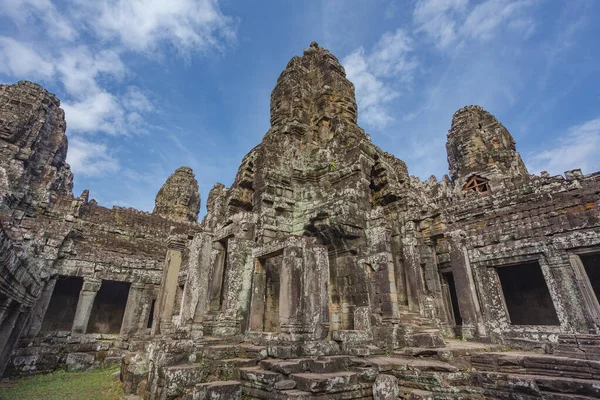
269 44 358 130
153 166 201 223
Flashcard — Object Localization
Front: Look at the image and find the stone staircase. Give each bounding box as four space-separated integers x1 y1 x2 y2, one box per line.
122 336 600 400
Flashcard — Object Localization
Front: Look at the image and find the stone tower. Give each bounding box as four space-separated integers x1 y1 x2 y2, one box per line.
153 166 201 223
0 81 73 208
446 105 528 194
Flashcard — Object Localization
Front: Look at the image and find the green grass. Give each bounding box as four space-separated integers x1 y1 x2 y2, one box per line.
1 367 122 400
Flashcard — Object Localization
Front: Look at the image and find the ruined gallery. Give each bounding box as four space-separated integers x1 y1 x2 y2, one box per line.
1 43 599 399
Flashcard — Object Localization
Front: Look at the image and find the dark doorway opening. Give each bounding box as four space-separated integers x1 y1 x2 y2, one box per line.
442 272 462 326
87 280 131 334
580 253 600 303
41 276 83 332
209 239 229 313
147 299 156 329
497 262 559 325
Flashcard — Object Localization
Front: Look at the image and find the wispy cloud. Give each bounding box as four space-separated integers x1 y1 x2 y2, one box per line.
342 29 416 129
76 0 237 54
527 118 600 175
0 37 55 79
67 137 120 177
413 0 468 48
413 0 537 49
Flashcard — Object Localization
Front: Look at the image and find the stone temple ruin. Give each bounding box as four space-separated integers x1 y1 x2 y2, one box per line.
1 43 599 399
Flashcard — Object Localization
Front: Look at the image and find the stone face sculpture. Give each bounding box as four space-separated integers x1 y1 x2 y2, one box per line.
1 43 600 400
153 166 201 223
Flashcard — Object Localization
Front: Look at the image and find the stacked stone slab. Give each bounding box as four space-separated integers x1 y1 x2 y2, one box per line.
0 43 599 399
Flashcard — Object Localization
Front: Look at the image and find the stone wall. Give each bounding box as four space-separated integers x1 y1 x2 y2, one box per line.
1 43 600 400
0 82 200 376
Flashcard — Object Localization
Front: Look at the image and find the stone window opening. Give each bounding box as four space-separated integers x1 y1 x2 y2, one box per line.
496 262 559 326
463 175 490 194
40 276 83 332
87 280 131 334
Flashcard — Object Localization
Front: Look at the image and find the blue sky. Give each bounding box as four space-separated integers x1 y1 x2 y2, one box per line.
1 0 599 218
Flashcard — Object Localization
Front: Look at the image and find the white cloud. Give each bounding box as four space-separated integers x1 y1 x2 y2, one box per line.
123 87 154 113
413 0 468 48
62 91 124 134
527 118 600 175
0 0 77 41
413 0 536 48
75 0 236 54
56 47 125 99
0 37 55 79
343 29 416 129
67 136 120 177
462 0 535 41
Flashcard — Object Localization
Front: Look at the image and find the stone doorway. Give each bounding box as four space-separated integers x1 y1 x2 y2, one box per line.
87 280 131 334
441 271 462 326
496 262 559 325
40 276 83 332
249 251 283 333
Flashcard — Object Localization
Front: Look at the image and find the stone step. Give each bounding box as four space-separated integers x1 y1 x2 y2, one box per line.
192 380 242 400
239 366 285 387
210 358 259 380
260 358 311 374
357 356 459 374
472 371 600 399
162 363 209 399
471 351 600 380
202 345 238 360
410 331 445 348
201 343 267 361
290 371 361 393
242 385 373 399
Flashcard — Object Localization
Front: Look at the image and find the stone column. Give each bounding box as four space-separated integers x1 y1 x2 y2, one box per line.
0 298 12 326
27 277 57 337
249 258 266 332
120 282 145 337
71 277 102 334
152 236 184 335
448 233 485 339
402 232 423 313
0 306 31 377
0 301 19 354
280 247 303 336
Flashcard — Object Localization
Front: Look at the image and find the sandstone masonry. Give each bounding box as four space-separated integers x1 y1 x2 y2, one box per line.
1 43 599 400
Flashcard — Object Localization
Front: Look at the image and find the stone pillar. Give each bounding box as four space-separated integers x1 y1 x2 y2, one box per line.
0 306 31 377
402 232 423 313
120 282 145 337
27 277 57 337
0 298 12 326
208 241 227 312
280 247 303 336
152 236 184 335
448 233 485 339
249 258 266 332
71 277 102 334
0 302 19 354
